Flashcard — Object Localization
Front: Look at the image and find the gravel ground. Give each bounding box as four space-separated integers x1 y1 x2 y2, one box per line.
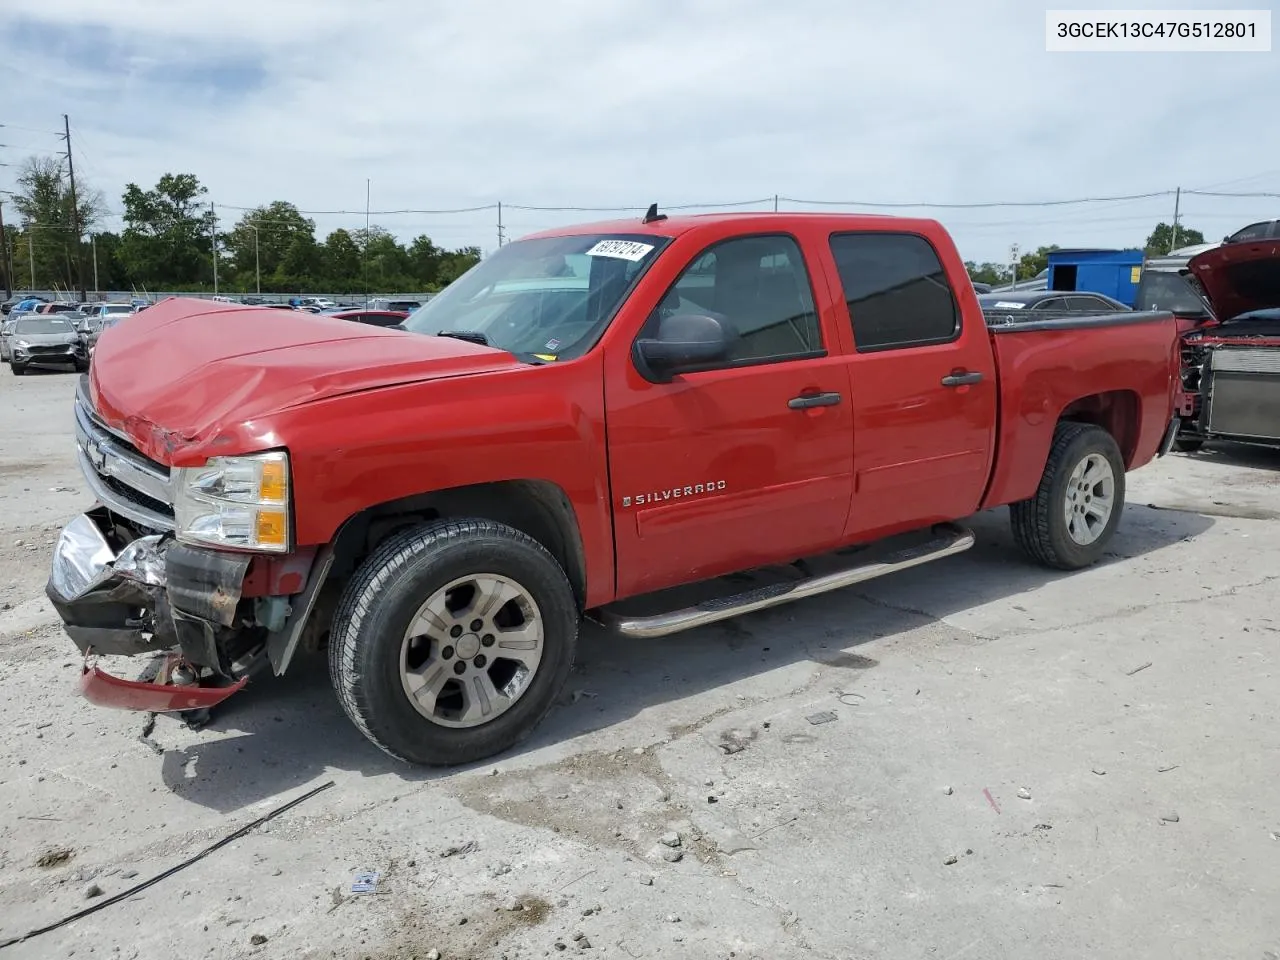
1 368 1278 960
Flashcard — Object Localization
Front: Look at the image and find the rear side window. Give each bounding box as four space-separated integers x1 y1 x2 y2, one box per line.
828 233 959 351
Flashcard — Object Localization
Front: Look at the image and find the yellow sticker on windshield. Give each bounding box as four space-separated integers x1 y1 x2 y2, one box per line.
534 353 558 362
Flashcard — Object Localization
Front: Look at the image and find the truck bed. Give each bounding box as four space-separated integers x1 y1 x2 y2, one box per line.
980 309 1179 509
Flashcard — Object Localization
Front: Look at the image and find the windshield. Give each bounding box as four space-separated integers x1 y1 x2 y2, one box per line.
1135 271 1209 314
101 304 133 314
403 233 669 359
16 317 76 334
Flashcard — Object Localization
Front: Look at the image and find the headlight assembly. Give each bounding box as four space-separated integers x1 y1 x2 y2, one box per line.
173 451 291 553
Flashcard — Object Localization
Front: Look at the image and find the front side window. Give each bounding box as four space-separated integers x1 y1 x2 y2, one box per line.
1135 271 1208 314
829 233 959 351
643 234 823 366
403 233 669 361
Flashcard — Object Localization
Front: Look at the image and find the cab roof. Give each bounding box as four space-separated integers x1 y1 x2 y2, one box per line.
523 211 943 242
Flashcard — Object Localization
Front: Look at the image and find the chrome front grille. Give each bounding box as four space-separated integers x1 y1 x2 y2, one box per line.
74 377 175 531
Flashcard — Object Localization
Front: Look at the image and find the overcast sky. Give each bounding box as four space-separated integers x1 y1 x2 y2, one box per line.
2 0 1276 262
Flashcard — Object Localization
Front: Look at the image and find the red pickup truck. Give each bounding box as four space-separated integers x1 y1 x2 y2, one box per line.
48 211 1181 765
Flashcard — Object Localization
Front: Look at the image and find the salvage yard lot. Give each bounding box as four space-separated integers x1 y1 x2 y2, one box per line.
1 370 1278 960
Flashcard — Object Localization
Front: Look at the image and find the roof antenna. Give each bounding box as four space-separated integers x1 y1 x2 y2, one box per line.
642 203 667 224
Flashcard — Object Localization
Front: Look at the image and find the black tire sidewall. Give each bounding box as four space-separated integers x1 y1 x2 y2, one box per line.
1046 428 1126 567
339 526 578 765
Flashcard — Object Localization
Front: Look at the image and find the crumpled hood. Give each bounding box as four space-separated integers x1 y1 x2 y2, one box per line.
89 297 519 459
1189 240 1280 322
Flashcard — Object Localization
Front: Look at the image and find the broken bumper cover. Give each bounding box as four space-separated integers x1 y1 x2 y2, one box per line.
46 511 253 712
81 664 247 712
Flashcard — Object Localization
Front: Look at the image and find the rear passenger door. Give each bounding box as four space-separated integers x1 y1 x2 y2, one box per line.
826 231 998 540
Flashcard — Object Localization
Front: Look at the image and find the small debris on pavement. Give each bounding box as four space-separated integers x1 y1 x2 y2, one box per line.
944 786 954 796
639 876 654 885
660 832 681 848
707 795 718 803
1161 812 1180 823
250 934 268 946
1092 767 1107 776
350 871 379 893
1126 661 1153 676
943 855 959 866
661 848 683 863
440 840 479 858
806 710 838 725
1157 764 1179 773
36 849 73 868
665 914 681 923
84 883 104 898
1017 787 1032 800
426 950 441 960
632 747 645 755
503 897 524 911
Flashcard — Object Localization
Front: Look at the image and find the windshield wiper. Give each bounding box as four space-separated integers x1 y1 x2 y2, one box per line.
435 330 490 346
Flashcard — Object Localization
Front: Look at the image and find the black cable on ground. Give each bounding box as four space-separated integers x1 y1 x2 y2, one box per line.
0 779 336 950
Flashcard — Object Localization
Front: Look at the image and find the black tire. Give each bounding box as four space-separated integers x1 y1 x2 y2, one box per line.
75 360 90 373
1010 421 1126 571
10 362 24 376
329 518 579 766
1173 437 1204 453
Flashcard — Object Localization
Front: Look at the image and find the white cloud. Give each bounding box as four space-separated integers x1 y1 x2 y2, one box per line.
2 0 1275 261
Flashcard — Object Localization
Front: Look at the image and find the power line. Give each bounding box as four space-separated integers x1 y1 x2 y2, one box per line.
778 190 1179 209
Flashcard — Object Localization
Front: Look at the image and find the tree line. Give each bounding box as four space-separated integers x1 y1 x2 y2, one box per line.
0 157 481 295
1 153 1210 297
963 221 1207 287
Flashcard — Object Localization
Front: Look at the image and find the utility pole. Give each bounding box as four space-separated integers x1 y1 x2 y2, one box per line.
28 228 35 290
1169 186 1181 253
773 194 779 212
210 202 219 294
62 114 87 300
363 178 370 308
252 224 260 295
497 202 505 247
0 198 10 299
91 233 99 296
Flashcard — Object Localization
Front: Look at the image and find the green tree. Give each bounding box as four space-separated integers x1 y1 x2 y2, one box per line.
322 229 362 289
437 246 481 287
85 230 133 293
223 201 317 292
118 173 216 287
407 234 442 288
965 261 1009 286
9 155 104 290
276 233 323 290
1144 222 1205 256
1014 245 1059 281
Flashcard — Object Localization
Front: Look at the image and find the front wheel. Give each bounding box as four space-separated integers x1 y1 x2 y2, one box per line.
1010 422 1125 570
10 362 25 376
329 518 579 766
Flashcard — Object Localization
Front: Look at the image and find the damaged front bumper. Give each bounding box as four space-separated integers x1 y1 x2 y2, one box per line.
46 510 256 713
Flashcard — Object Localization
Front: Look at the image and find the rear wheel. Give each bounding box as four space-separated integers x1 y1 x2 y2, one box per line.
1173 437 1204 453
1011 422 1125 570
329 518 578 766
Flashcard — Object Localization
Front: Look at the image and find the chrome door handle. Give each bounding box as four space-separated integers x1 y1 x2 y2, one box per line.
941 372 983 387
788 392 842 409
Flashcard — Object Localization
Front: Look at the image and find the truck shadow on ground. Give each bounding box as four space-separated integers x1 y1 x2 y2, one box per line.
160 503 1213 812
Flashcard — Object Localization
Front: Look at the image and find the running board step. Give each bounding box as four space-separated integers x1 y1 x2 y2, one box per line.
595 523 975 639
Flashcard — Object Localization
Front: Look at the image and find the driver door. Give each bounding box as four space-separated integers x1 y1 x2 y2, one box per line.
604 232 855 599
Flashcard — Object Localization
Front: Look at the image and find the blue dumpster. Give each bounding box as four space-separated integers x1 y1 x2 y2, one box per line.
1046 248 1145 308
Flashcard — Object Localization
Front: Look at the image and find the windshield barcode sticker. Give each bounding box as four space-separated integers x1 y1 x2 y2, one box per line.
586 240 655 261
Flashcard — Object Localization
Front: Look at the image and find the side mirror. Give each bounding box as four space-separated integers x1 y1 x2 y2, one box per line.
634 313 730 382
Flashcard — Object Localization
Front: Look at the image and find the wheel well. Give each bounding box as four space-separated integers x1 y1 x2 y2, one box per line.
327 480 588 608
1059 390 1141 466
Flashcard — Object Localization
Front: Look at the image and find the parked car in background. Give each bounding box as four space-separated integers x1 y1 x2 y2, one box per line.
1224 219 1280 244
36 302 84 315
971 282 992 294
3 296 47 315
1164 236 1280 451
300 297 337 310
0 315 18 360
369 298 424 313
86 302 137 322
327 309 410 327
978 290 1131 323
6 313 88 374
